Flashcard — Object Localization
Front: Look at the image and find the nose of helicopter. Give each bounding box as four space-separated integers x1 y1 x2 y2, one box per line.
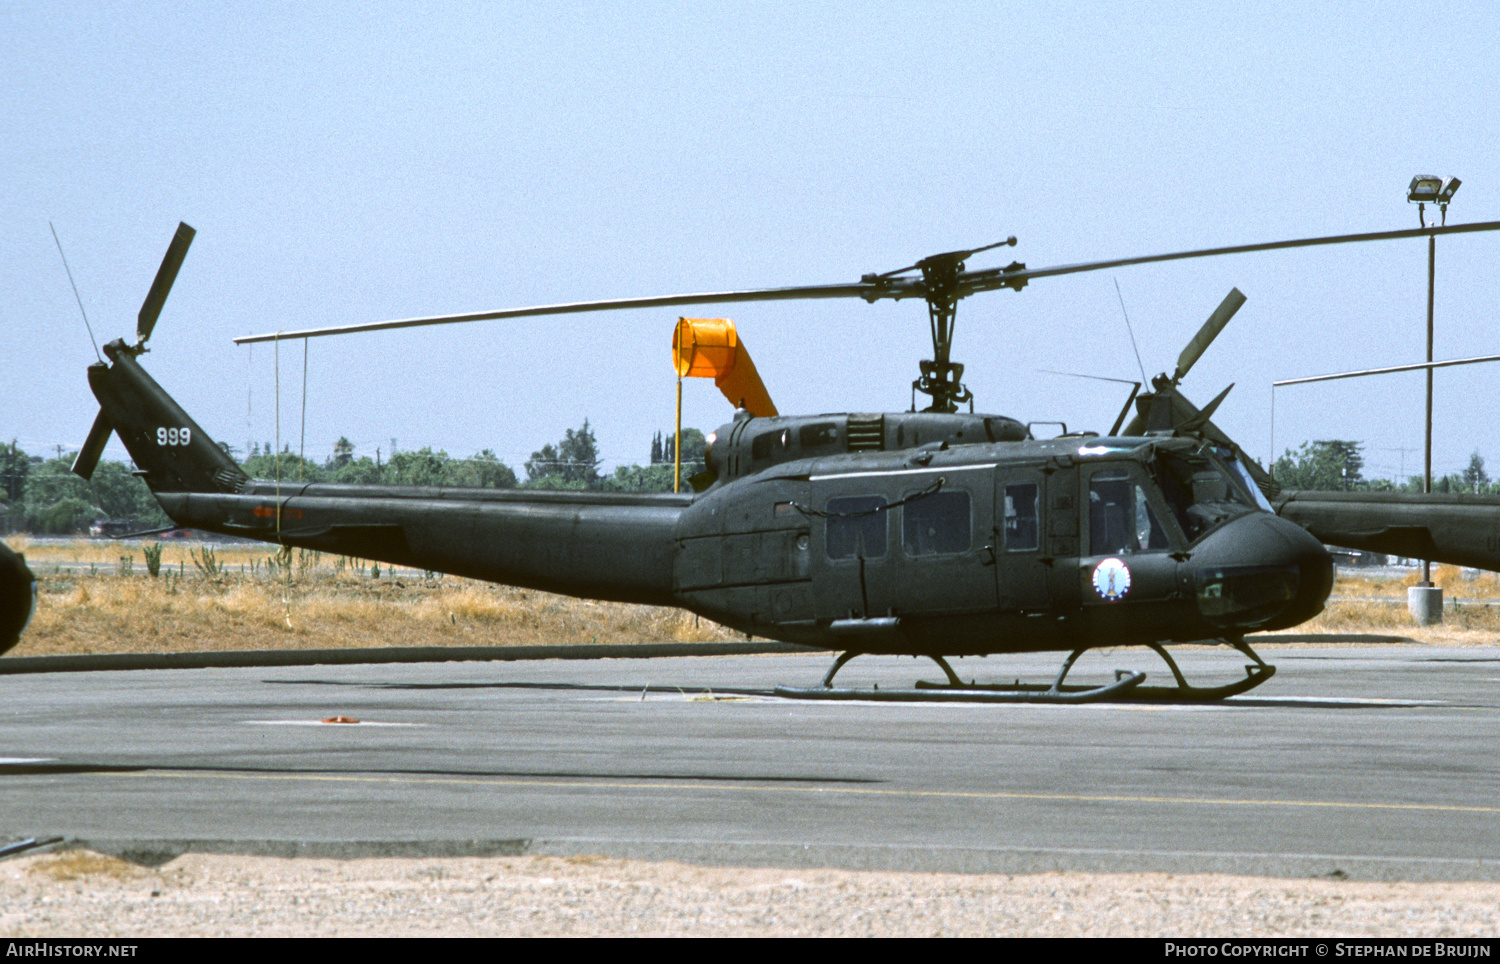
1189 513 1333 632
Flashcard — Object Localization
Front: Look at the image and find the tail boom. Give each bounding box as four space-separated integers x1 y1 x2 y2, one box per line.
87 340 685 605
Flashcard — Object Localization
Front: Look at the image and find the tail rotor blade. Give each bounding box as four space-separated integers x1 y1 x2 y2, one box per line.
1174 287 1245 384
136 222 196 346
71 410 113 481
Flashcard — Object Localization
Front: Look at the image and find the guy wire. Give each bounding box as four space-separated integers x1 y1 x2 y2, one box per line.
300 339 309 480
274 333 292 627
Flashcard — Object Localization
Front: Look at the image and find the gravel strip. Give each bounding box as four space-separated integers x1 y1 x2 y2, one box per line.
2 851 1497 938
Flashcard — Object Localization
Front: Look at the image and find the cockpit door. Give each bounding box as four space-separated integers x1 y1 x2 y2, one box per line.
1079 463 1181 608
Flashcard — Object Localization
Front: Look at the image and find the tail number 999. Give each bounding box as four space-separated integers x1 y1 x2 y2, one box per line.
157 427 191 446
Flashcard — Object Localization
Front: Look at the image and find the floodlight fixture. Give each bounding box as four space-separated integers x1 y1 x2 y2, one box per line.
1409 175 1460 226
1407 175 1443 204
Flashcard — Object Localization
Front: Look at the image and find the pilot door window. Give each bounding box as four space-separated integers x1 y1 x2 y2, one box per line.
902 490 971 556
1003 482 1039 551
825 496 888 560
1089 469 1171 556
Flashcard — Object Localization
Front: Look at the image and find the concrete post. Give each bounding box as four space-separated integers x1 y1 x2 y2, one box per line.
1408 584 1444 626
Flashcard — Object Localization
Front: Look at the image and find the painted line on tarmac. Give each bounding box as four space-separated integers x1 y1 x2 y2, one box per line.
239 720 426 727
105 768 1500 816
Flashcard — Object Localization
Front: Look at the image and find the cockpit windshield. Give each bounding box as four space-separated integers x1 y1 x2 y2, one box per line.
1152 447 1259 543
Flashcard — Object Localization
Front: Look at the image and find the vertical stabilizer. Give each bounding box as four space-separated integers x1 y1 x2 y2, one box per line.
88 339 248 494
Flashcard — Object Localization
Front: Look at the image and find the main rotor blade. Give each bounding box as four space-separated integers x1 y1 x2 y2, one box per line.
961 219 1500 294
233 281 895 344
137 222 196 346
1175 287 1245 383
234 218 1500 345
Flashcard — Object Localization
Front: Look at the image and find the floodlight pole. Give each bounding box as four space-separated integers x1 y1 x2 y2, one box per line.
1407 179 1457 587
1423 228 1434 585
1403 175 1458 624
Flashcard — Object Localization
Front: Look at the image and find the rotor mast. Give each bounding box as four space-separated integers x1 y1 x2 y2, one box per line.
915 250 972 413
867 236 1021 413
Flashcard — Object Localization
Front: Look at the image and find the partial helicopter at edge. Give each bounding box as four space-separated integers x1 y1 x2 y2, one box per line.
67 215 1500 698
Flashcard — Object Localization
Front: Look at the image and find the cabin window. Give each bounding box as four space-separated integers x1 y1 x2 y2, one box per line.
1089 469 1170 555
1003 482 1039 551
825 495 888 560
903 490 971 556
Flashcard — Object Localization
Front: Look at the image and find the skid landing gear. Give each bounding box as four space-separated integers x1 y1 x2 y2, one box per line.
1128 638 1275 701
772 638 1274 704
773 647 1144 704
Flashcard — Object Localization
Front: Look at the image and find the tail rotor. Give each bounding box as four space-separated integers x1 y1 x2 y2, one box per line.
71 222 195 481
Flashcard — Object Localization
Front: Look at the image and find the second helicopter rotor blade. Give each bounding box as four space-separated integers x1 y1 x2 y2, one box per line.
137 221 196 346
1175 287 1246 383
961 219 1500 294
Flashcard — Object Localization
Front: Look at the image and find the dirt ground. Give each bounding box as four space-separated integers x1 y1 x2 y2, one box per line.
3 850 1497 938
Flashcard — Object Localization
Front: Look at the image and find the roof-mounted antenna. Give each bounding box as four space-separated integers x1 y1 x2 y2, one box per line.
50 222 102 364
1113 278 1148 386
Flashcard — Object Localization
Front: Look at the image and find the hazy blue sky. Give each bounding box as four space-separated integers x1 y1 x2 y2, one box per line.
6 2 1500 482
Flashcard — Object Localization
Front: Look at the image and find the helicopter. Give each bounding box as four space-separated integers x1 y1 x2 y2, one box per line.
0 539 35 655
71 217 1500 700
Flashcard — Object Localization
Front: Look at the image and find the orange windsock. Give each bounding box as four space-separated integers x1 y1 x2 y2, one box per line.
672 317 778 417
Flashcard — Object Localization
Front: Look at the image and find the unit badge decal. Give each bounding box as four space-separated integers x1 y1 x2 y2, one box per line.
1091 557 1131 602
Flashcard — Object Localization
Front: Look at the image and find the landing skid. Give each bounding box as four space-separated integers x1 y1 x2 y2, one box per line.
772 639 1275 704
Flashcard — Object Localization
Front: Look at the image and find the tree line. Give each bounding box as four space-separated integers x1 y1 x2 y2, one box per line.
0 424 709 535
1273 440 1497 494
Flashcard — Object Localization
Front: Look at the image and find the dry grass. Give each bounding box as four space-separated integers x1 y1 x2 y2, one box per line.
13 540 741 657
13 541 1500 656
27 851 150 883
1297 564 1500 645
9 535 228 572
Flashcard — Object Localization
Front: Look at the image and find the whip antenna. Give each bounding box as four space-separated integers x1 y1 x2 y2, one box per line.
50 222 102 363
1114 278 1148 385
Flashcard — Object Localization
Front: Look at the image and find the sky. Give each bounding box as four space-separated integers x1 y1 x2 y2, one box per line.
5 2 1500 484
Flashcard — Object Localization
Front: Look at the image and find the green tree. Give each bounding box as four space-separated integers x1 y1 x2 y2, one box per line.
602 463 677 492
662 427 708 476
1463 451 1489 493
88 461 169 526
0 440 28 503
32 497 101 535
22 456 93 522
1273 440 1364 491
242 445 326 483
328 436 354 470
386 447 448 487
447 450 518 489
331 456 383 485
526 421 600 487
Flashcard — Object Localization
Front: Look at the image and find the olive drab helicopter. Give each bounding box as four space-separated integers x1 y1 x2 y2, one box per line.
0 539 35 655
71 216 1500 700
